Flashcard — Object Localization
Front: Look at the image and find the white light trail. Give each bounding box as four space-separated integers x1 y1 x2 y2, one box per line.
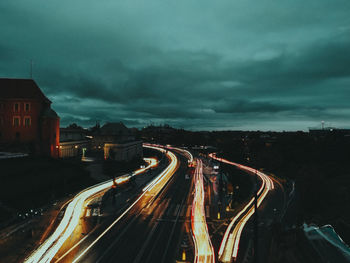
72 145 178 263
143 143 194 163
209 153 274 262
24 156 158 263
191 159 215 263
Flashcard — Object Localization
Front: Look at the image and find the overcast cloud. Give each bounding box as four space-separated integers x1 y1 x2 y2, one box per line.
1 0 350 130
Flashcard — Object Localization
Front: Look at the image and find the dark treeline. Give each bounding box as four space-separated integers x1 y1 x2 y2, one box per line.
241 132 350 244
0 157 95 223
139 126 350 243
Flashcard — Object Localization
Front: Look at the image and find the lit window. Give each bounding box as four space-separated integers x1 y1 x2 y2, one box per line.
24 103 31 111
24 117 31 127
13 116 20 127
14 103 20 112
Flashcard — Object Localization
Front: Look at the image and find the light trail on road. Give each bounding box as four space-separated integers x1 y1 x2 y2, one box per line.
71 145 178 263
168 146 194 163
24 156 158 263
209 153 274 263
191 159 215 263
143 143 194 164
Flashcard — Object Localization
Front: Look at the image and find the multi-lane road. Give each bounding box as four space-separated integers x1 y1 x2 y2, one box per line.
70 148 193 263
191 159 215 263
24 144 199 263
23 145 288 263
209 153 286 263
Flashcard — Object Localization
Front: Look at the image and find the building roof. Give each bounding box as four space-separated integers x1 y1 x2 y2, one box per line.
60 127 87 133
42 107 59 118
0 78 51 103
99 122 129 135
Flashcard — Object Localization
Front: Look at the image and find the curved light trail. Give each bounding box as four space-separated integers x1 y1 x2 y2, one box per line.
143 143 194 163
209 153 274 263
191 159 215 263
169 146 193 163
24 156 158 263
72 145 178 263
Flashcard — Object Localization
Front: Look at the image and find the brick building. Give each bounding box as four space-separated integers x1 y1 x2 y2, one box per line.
0 78 60 157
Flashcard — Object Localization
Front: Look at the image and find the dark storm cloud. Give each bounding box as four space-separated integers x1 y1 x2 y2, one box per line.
231 33 350 89
213 100 294 114
1 0 350 130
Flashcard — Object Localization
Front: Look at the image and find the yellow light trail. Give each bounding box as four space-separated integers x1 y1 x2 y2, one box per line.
72 145 178 263
209 153 274 263
24 156 158 263
191 159 215 263
143 143 194 163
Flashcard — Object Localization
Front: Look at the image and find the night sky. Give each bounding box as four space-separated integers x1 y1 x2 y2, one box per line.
1 1 350 130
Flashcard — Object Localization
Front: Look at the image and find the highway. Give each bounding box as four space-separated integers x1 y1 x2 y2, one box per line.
25 145 284 263
52 157 159 262
24 146 160 263
191 159 215 263
209 153 277 263
55 145 193 263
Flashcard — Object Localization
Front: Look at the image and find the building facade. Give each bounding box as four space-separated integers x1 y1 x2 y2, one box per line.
104 140 143 161
92 122 133 149
59 140 90 158
91 122 143 162
0 78 59 157
59 125 90 158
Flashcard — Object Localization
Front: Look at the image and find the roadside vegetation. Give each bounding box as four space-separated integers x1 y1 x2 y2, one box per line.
0 156 96 225
140 126 350 244
218 132 350 244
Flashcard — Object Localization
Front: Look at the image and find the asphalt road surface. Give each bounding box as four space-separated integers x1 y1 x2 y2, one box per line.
63 153 194 263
